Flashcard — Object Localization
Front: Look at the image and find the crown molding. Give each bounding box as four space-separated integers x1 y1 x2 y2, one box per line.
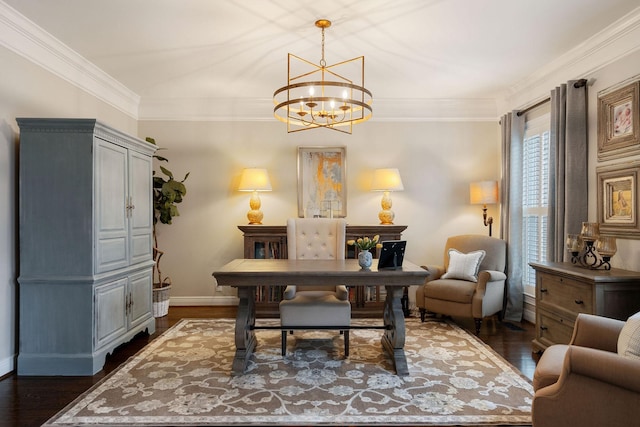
502 6 640 111
0 1 140 118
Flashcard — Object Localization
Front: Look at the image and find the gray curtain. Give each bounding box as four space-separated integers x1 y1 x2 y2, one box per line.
500 112 526 322
547 80 588 262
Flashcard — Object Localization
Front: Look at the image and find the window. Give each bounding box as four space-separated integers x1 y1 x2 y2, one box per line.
522 110 550 295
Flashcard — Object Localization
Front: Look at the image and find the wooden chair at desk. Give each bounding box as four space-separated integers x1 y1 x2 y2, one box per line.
279 218 351 356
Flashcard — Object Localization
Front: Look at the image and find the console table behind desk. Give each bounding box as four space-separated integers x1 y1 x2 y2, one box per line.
213 258 430 376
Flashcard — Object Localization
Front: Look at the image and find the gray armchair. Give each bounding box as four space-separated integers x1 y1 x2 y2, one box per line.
279 218 351 356
416 234 507 334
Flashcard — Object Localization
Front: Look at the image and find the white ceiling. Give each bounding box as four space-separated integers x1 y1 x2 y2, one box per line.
3 0 640 120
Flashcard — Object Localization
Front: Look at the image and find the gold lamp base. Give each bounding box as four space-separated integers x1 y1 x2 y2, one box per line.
378 191 394 224
247 191 264 225
378 209 395 225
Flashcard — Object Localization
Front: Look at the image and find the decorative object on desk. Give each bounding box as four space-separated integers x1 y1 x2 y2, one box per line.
371 168 404 225
469 180 499 236
297 146 346 218
147 137 189 315
378 240 407 269
238 168 272 224
43 318 533 427
348 235 381 269
597 79 639 160
358 249 373 269
273 19 372 135
596 160 640 238
566 222 617 270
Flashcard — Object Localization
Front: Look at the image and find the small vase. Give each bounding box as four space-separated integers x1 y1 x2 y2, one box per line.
358 250 373 269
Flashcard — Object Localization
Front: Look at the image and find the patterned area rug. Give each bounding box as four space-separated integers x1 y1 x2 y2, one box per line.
44 318 533 426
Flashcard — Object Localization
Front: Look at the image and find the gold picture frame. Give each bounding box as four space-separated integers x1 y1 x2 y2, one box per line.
597 81 640 160
596 160 640 238
297 146 347 218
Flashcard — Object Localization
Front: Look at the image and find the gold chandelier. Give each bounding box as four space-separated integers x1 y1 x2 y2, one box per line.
273 19 373 134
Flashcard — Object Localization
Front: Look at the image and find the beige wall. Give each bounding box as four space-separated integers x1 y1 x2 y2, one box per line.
137 120 500 305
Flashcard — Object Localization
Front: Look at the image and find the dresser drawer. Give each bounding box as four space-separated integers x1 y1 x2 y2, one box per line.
537 308 575 345
537 272 593 315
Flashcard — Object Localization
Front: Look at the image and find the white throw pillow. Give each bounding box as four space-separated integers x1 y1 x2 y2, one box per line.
618 311 640 360
441 249 486 282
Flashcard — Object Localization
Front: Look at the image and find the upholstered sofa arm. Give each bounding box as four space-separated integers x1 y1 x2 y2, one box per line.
532 346 640 427
477 270 507 287
335 285 349 301
420 265 445 282
569 313 625 352
282 285 296 300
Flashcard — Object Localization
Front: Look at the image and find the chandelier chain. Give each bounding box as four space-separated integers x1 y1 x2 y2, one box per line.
320 26 326 67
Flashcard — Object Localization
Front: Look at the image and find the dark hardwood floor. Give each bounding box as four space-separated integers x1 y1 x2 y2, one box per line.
0 306 538 427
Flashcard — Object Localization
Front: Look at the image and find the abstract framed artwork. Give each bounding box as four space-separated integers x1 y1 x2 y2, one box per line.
596 160 640 238
597 80 640 160
297 146 346 218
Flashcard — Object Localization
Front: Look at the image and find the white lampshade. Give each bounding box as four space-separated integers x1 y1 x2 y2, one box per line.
371 168 404 191
469 181 498 205
238 168 272 192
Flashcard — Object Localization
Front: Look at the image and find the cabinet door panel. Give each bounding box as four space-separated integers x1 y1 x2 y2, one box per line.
129 151 154 264
129 269 153 329
95 278 128 349
95 140 129 273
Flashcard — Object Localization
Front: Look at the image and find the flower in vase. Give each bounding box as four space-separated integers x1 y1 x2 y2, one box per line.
347 235 383 251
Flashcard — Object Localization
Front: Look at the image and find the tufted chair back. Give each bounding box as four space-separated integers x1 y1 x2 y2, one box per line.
287 218 346 260
280 217 351 356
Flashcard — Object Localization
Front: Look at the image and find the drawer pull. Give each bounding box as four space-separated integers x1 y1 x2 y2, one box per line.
540 326 548 331
540 288 548 293
574 299 584 305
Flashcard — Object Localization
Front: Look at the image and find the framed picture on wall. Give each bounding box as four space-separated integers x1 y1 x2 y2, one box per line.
597 80 640 160
297 146 347 218
596 160 640 238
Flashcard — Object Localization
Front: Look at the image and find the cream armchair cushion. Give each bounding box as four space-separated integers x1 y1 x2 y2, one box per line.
416 234 506 334
279 218 351 356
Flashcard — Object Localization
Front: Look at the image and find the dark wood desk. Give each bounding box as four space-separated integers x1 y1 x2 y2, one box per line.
213 258 429 376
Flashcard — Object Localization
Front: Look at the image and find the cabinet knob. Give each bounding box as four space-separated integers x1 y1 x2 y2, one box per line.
540 288 548 293
540 325 548 331
574 299 584 305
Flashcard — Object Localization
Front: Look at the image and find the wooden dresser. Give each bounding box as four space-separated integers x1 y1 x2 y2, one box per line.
238 224 408 318
530 261 640 353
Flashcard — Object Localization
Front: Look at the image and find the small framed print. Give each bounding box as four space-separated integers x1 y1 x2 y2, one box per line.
597 160 640 238
297 146 347 218
597 81 640 160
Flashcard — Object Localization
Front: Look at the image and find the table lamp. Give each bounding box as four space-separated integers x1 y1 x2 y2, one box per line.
371 168 404 225
470 180 499 236
238 168 272 224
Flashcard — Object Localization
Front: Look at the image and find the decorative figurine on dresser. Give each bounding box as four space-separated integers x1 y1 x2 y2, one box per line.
17 118 157 375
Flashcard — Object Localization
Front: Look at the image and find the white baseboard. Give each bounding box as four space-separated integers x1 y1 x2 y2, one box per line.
169 295 239 306
0 354 15 377
523 293 536 323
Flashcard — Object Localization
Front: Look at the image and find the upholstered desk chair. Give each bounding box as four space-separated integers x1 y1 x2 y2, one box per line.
415 234 507 334
532 312 640 427
279 218 351 356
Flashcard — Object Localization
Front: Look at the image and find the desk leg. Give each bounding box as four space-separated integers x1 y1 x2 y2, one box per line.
382 286 409 376
232 286 256 375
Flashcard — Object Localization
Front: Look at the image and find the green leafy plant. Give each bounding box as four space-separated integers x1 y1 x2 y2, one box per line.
146 137 189 286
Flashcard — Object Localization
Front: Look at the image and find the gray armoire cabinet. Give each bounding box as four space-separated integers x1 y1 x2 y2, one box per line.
17 118 157 375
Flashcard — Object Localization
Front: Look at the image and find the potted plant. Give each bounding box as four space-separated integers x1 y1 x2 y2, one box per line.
146 137 189 317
